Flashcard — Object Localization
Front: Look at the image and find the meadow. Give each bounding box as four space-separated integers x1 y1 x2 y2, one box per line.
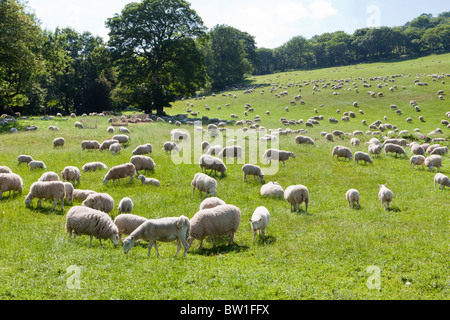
0 53 449 300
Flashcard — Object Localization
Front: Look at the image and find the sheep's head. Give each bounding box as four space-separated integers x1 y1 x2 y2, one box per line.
289 152 296 158
110 233 120 247
248 217 263 231
123 236 136 254
24 195 32 207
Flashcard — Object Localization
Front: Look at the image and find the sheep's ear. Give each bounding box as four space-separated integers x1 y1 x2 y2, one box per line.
377 184 381 187
248 218 253 222
258 218 263 222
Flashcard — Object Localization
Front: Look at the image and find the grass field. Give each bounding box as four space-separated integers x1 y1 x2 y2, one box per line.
0 53 449 300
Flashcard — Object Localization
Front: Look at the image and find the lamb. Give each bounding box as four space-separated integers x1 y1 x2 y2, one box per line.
295 135 315 145
28 160 46 171
191 173 217 198
384 143 407 158
81 140 100 151
118 197 133 214
241 164 264 181
187 204 241 249
114 213 148 241
38 171 60 182
424 155 442 172
430 147 449 156
248 206 270 241
260 182 284 199
199 197 226 210
0 173 23 199
99 139 120 151
263 148 296 165
25 181 65 210
368 143 382 157
63 182 74 205
410 155 426 169
130 155 155 175
123 216 190 257
199 155 227 175
162 141 180 154
354 151 373 165
346 189 360 209
378 184 393 211
112 134 131 144
434 173 450 190
132 143 153 156
82 192 114 214
65 206 119 247
109 142 122 155
82 162 108 172
103 163 136 185
332 146 353 161
61 166 81 185
72 189 97 201
137 174 161 187
284 185 309 213
53 137 65 148
218 145 243 160
17 155 33 166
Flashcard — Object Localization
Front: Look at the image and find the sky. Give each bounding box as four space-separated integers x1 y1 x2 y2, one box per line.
27 0 450 49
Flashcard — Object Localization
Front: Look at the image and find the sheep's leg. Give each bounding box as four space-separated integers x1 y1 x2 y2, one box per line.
153 241 160 257
38 199 42 208
261 229 265 238
211 237 216 248
243 174 246 182
175 238 181 257
148 241 154 256
252 231 256 242
304 203 308 214
228 232 234 246
89 235 93 247
192 186 196 195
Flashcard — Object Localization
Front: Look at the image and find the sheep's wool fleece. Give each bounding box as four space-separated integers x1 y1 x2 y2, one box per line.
66 206 118 239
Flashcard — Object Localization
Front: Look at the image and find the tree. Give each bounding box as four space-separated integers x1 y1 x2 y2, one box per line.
106 0 207 115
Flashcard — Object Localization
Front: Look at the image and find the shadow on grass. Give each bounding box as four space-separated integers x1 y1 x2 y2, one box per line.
26 205 65 215
253 235 277 245
189 240 250 256
387 206 402 213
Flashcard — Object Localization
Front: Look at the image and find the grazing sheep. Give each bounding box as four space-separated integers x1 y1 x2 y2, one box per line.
0 166 12 173
354 151 373 165
132 143 153 156
260 182 284 199
434 173 450 190
103 163 136 185
199 155 227 175
350 138 361 146
201 141 211 153
109 142 122 155
28 160 46 172
137 175 160 187
346 189 360 209
114 213 148 241
218 145 243 160
119 126 130 133
112 134 131 144
82 192 114 214
295 135 315 145
162 141 181 154
263 149 296 165
38 171 60 182
118 197 133 214
410 143 425 155
53 137 65 148
0 173 23 199
66 206 119 247
187 204 241 249
199 197 226 210
368 143 383 158
430 147 449 156
18 155 34 166
284 185 309 213
61 166 81 185
63 182 74 205
81 140 100 151
191 173 217 198
25 181 65 210
123 216 190 257
410 155 426 169
74 121 84 129
107 126 115 133
384 143 407 158
72 189 97 202
248 206 270 241
241 164 264 181
99 139 120 151
82 162 108 172
378 184 393 211
332 146 353 161
383 139 407 147
130 155 155 175
171 129 189 142
206 145 223 156
425 155 442 172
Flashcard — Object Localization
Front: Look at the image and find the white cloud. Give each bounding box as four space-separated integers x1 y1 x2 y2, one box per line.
308 0 339 19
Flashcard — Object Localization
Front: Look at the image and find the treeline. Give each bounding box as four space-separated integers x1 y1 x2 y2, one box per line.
1 0 449 116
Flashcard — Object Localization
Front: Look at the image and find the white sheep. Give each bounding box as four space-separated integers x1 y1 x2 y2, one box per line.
170 129 189 142
82 162 108 172
248 206 270 241
187 204 241 249
119 126 130 133
410 143 425 155
123 216 190 257
384 143 407 158
425 155 442 172
354 151 373 165
0 173 23 199
162 141 181 154
114 213 148 241
25 181 65 210
18 155 34 166
112 134 131 144
130 155 155 175
295 135 315 145
378 184 393 211
28 160 46 171
368 143 382 158
410 155 426 169
63 182 74 205
218 145 243 160
72 189 97 201
199 197 226 210
132 143 153 156
82 192 114 213
332 146 353 161
206 145 223 156
53 137 65 148
74 121 84 129
81 140 100 151
137 174 160 187
107 126 115 133
99 139 120 151
199 155 227 175
284 185 309 213
430 147 449 156
118 197 133 214
38 171 60 182
241 164 264 181
346 189 360 209
434 173 450 190
0 166 12 173
61 166 81 185
66 206 119 247
191 173 217 198
103 163 136 185
260 182 284 199
263 148 296 165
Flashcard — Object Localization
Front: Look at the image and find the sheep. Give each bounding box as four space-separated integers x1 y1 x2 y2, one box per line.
218 145 243 160
103 163 136 185
74 121 84 129
63 182 74 205
114 213 148 242
201 141 211 153
260 182 284 199
332 146 353 161
248 206 270 241
82 192 114 214
72 189 97 202
191 173 217 198
132 143 153 156
82 162 108 172
199 154 227 176
109 142 122 155
25 181 65 210
81 140 100 151
410 143 425 155
384 143 407 158
354 151 373 165
295 135 315 145
130 155 155 175
65 206 119 247
112 134 131 144
262 149 296 165
199 197 226 210
346 189 360 209
378 184 393 211
383 139 407 147
118 197 133 214
434 173 450 190
38 171 60 182
0 173 23 199
430 147 449 156
410 155 426 169
18 155 33 166
123 216 190 257
161 141 180 154
107 126 115 133
100 139 120 151
284 185 309 213
425 155 442 172
53 137 65 148
368 143 382 158
61 166 81 185
170 129 189 142
0 166 12 173
136 174 160 187
242 164 264 182
119 126 130 133
350 138 361 146
187 204 241 249
28 160 46 172
206 145 223 156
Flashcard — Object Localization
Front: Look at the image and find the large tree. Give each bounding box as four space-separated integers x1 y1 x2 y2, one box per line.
106 0 207 115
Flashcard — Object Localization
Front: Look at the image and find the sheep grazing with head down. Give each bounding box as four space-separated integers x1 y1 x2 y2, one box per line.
53 137 65 148
162 141 181 154
109 142 121 155
103 163 136 185
18 155 34 166
132 143 153 156
354 151 373 165
263 148 296 165
191 173 217 198
61 166 81 185
434 173 450 190
242 164 264 182
82 192 114 214
332 146 353 161
82 162 108 172
114 213 148 241
199 197 226 210
248 206 270 241
199 155 227 176
28 160 46 172
81 140 100 151
295 135 315 145
112 134 131 144
410 155 426 169
66 206 119 247
218 145 243 160
378 184 393 211
118 197 133 214
284 185 309 213
384 143 407 158
99 139 120 151
0 166 12 173
0 173 23 199
72 189 97 202
368 143 382 158
25 181 65 210
38 171 60 182
123 216 190 257
346 189 360 209
63 182 74 205
425 155 442 172
260 182 284 199
187 204 241 249
130 155 155 175
430 147 449 156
